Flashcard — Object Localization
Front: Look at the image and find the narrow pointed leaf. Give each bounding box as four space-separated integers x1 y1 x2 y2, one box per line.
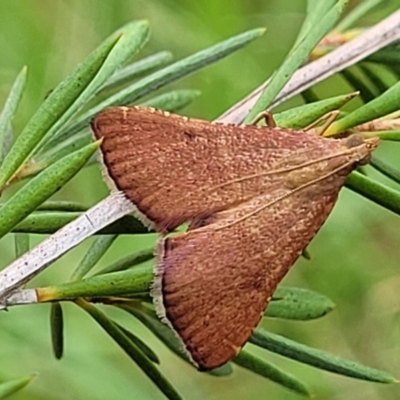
141 90 201 112
12 211 148 235
119 303 233 377
266 286 335 320
359 63 392 94
325 80 400 135
341 67 376 103
94 247 154 276
0 142 99 239
115 322 160 364
16 130 93 180
99 51 173 93
245 0 348 122
36 20 150 154
36 88 200 171
36 264 153 302
0 375 35 399
295 0 337 46
55 28 266 140
370 156 400 184
0 193 135 300
234 350 310 397
50 302 64 359
12 211 83 234
70 235 117 281
0 66 27 165
346 170 400 216
220 10 400 125
363 130 400 141
366 42 400 66
0 34 118 190
14 233 29 258
37 201 87 212
275 92 357 129
301 88 320 103
335 0 383 32
77 299 183 400
250 329 397 383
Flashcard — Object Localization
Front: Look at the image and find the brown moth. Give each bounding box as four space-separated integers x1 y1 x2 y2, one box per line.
91 106 379 371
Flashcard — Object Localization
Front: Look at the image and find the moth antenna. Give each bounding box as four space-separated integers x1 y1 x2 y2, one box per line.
304 110 340 135
206 158 356 233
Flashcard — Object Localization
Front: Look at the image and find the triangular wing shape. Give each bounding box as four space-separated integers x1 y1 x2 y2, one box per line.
152 159 358 370
91 106 359 233
92 106 378 370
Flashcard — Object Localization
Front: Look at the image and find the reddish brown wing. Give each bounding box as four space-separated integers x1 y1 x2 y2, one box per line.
152 166 351 371
91 106 346 233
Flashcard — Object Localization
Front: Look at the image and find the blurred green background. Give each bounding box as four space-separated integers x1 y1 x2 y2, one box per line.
1 0 400 399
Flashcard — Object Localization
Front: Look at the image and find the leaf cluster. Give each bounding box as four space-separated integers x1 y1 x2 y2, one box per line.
1 1 400 399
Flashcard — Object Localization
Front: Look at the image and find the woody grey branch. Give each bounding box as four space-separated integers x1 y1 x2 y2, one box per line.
0 192 135 306
219 9 400 124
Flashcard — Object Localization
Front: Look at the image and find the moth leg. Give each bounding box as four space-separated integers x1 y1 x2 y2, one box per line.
248 111 276 127
304 110 340 135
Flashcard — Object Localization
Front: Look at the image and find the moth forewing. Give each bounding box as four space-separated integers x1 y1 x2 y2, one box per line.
91 106 379 371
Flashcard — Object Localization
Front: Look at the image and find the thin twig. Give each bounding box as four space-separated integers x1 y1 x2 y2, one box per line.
218 9 400 124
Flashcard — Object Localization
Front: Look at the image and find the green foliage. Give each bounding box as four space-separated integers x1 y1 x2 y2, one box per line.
1 1 400 400
245 0 348 122
0 375 35 399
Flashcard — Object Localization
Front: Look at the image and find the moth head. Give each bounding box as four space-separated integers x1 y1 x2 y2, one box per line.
341 134 380 166
285 134 379 190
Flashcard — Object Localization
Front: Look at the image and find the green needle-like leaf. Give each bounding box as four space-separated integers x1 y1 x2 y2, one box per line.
250 328 397 383
99 51 173 93
0 141 99 239
14 233 29 258
70 235 117 281
359 63 392 94
0 66 27 165
18 130 93 179
141 89 201 112
295 0 337 46
115 322 160 364
245 0 348 122
335 0 383 32
266 286 335 320
340 67 376 103
36 20 150 154
12 211 148 235
34 88 200 174
94 247 154 276
77 299 183 400
37 201 87 212
119 303 233 377
370 156 400 185
37 264 153 302
346 170 400 216
0 33 117 190
366 42 400 67
363 130 400 141
234 350 311 397
325 80 400 135
50 302 64 359
0 375 36 399
275 92 357 129
34 87 200 175
122 302 195 365
55 27 266 141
